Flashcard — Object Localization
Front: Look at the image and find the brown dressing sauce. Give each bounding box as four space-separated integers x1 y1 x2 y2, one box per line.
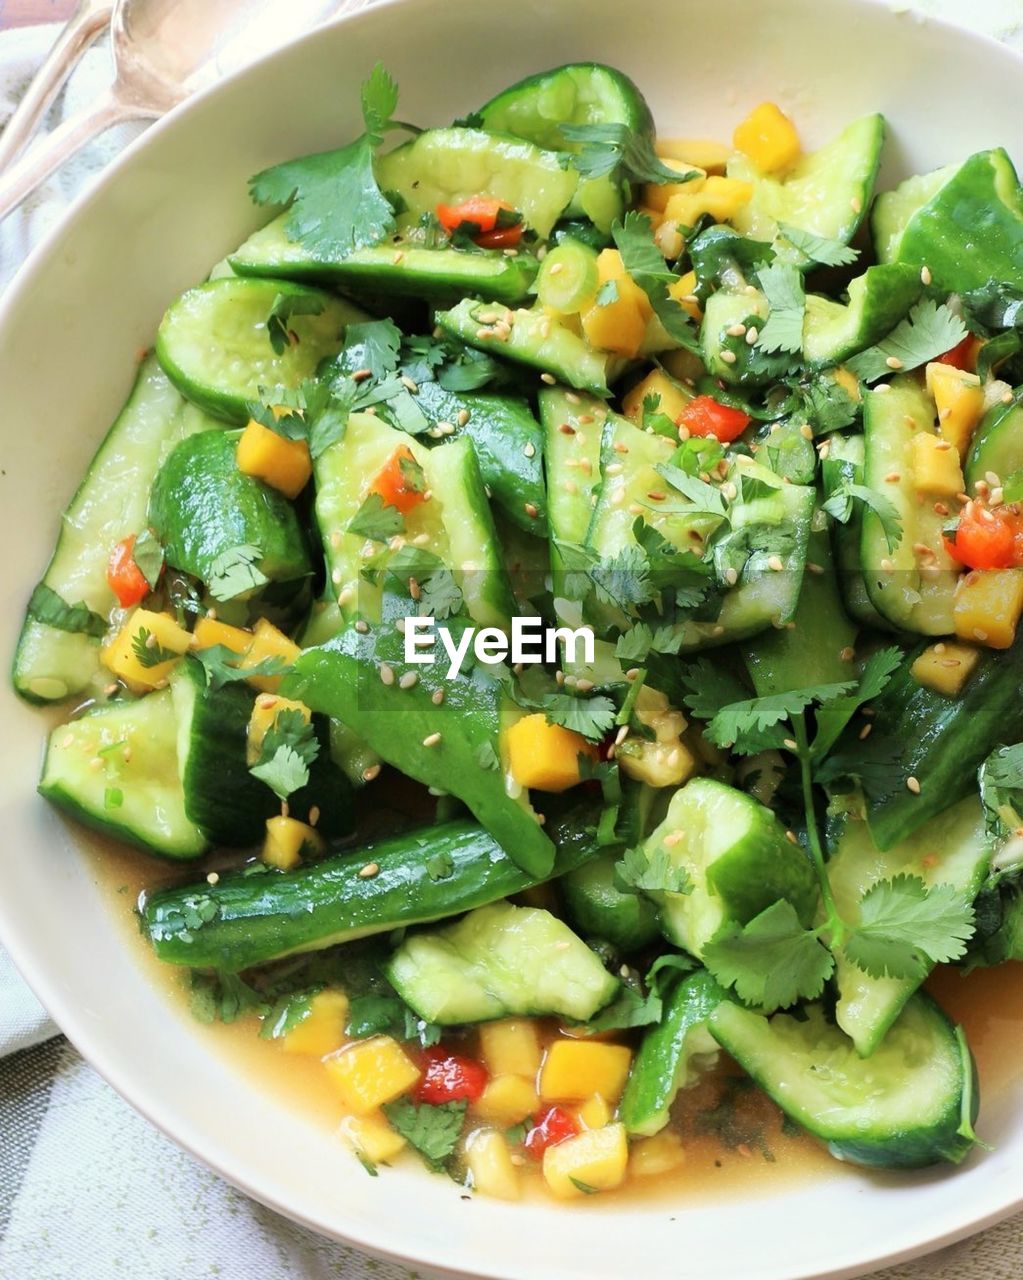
89 833 1023 1205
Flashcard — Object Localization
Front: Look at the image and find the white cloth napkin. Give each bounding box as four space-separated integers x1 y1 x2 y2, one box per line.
4 6 1023 1278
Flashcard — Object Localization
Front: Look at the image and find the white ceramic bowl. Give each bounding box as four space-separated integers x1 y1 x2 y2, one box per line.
3 1 1023 1276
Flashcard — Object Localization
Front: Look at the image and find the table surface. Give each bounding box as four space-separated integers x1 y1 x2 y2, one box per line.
0 0 76 30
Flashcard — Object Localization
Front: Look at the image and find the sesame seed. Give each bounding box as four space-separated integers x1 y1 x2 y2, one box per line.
431 688 445 705
89 756 103 771
422 732 442 748
880 557 894 572
613 441 629 454
647 490 666 502
840 646 856 662
355 620 369 634
720 350 738 365
144 631 158 649
308 806 320 826
745 326 759 345
548 261 565 276
104 683 119 696
625 668 641 681
524 442 536 458
885 356 903 370
767 555 785 572
575 678 595 693
783 738 798 751
393 251 405 265
614 724 629 746
457 408 470 427
806 562 824 575
412 532 431 546
785 830 799 845
362 764 381 782
524 502 539 519
973 628 989 642
476 327 495 340
663 831 684 847
859 723 873 740
60 733 74 748
563 479 578 495
559 422 576 435
986 470 1002 487
330 568 342 587
358 862 380 879
578 414 595 425
921 266 932 286
257 694 277 710
379 663 395 686
409 578 421 602
540 372 556 385
727 322 747 337
206 871 220 885
850 196 863 213
906 776 921 795
721 481 738 501
884 471 901 484
352 368 372 382
628 502 644 516
1003 389 1015 405
724 567 738 586
875 382 892 394
399 672 418 690
799 423 814 440
566 392 581 405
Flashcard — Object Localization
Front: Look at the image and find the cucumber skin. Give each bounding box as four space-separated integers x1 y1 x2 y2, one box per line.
149 429 312 588
854 635 1023 850
558 850 660 953
143 805 602 972
619 970 726 1137
965 396 1023 491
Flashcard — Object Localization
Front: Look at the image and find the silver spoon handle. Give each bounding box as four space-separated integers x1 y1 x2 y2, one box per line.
0 0 115 173
0 90 150 225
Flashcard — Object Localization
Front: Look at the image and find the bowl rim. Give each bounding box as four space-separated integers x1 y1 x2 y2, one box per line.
3 1 1023 1276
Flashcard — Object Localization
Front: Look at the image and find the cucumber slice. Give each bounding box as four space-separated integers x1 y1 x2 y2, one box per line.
802 265 921 369
829 796 990 1056
559 850 661 953
821 433 891 629
643 778 818 957
39 690 208 859
230 215 537 305
619 970 725 1137
862 377 959 634
13 357 216 704
850 637 1023 850
170 657 353 847
156 278 360 423
535 239 599 313
312 412 513 628
965 394 1023 491
286 620 555 878
701 286 792 387
476 62 652 233
385 901 619 1024
149 429 312 592
708 994 979 1168
754 417 817 486
376 128 577 239
435 300 610 395
728 114 885 247
540 386 608 561
143 804 602 971
876 150 1023 293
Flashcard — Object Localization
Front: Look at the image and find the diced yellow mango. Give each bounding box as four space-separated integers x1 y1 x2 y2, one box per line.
642 162 705 214
236 418 313 499
192 615 253 656
247 694 312 764
910 642 982 697
263 815 324 870
953 568 1023 649
576 1094 613 1130
464 1128 521 1201
580 249 650 358
101 608 193 692
621 368 693 427
733 102 801 174
479 1019 543 1078
668 271 703 322
339 1111 406 1165
324 1036 421 1114
542 1123 629 1199
831 366 862 403
281 989 349 1056
629 1131 686 1177
663 176 754 227
656 137 731 174
539 1040 633 1103
505 712 596 793
926 362 985 460
474 1075 539 1126
910 432 965 497
242 618 301 693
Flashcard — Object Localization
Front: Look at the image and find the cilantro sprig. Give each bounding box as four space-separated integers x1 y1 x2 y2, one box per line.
847 299 967 384
249 708 319 802
559 122 698 186
382 1098 467 1170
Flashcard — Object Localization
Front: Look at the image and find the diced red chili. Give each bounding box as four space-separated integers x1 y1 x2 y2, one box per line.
677 394 751 443
523 1104 581 1159
106 534 151 608
412 1046 489 1105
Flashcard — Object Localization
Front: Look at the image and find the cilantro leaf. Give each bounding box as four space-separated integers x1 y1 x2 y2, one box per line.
846 299 968 384
193 644 287 692
560 122 698 185
27 583 107 638
703 900 834 1013
248 63 399 258
775 223 859 268
843 875 976 979
705 682 854 752
341 317 403 381
348 492 405 542
822 481 903 553
249 708 319 801
130 627 180 669
382 1099 467 1170
612 212 702 353
207 544 268 602
811 646 903 760
130 529 165 590
543 692 617 742
979 743 1023 836
655 462 729 518
475 740 500 771
615 843 691 896
678 658 749 723
426 851 455 881
346 993 441 1047
756 263 806 355
596 279 620 307
787 374 860 435
418 569 463 619
614 622 686 662
266 291 326 355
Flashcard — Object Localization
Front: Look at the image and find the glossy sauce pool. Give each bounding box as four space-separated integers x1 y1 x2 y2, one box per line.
89 832 1023 1206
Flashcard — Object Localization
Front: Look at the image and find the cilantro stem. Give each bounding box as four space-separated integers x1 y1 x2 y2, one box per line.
792 713 844 946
